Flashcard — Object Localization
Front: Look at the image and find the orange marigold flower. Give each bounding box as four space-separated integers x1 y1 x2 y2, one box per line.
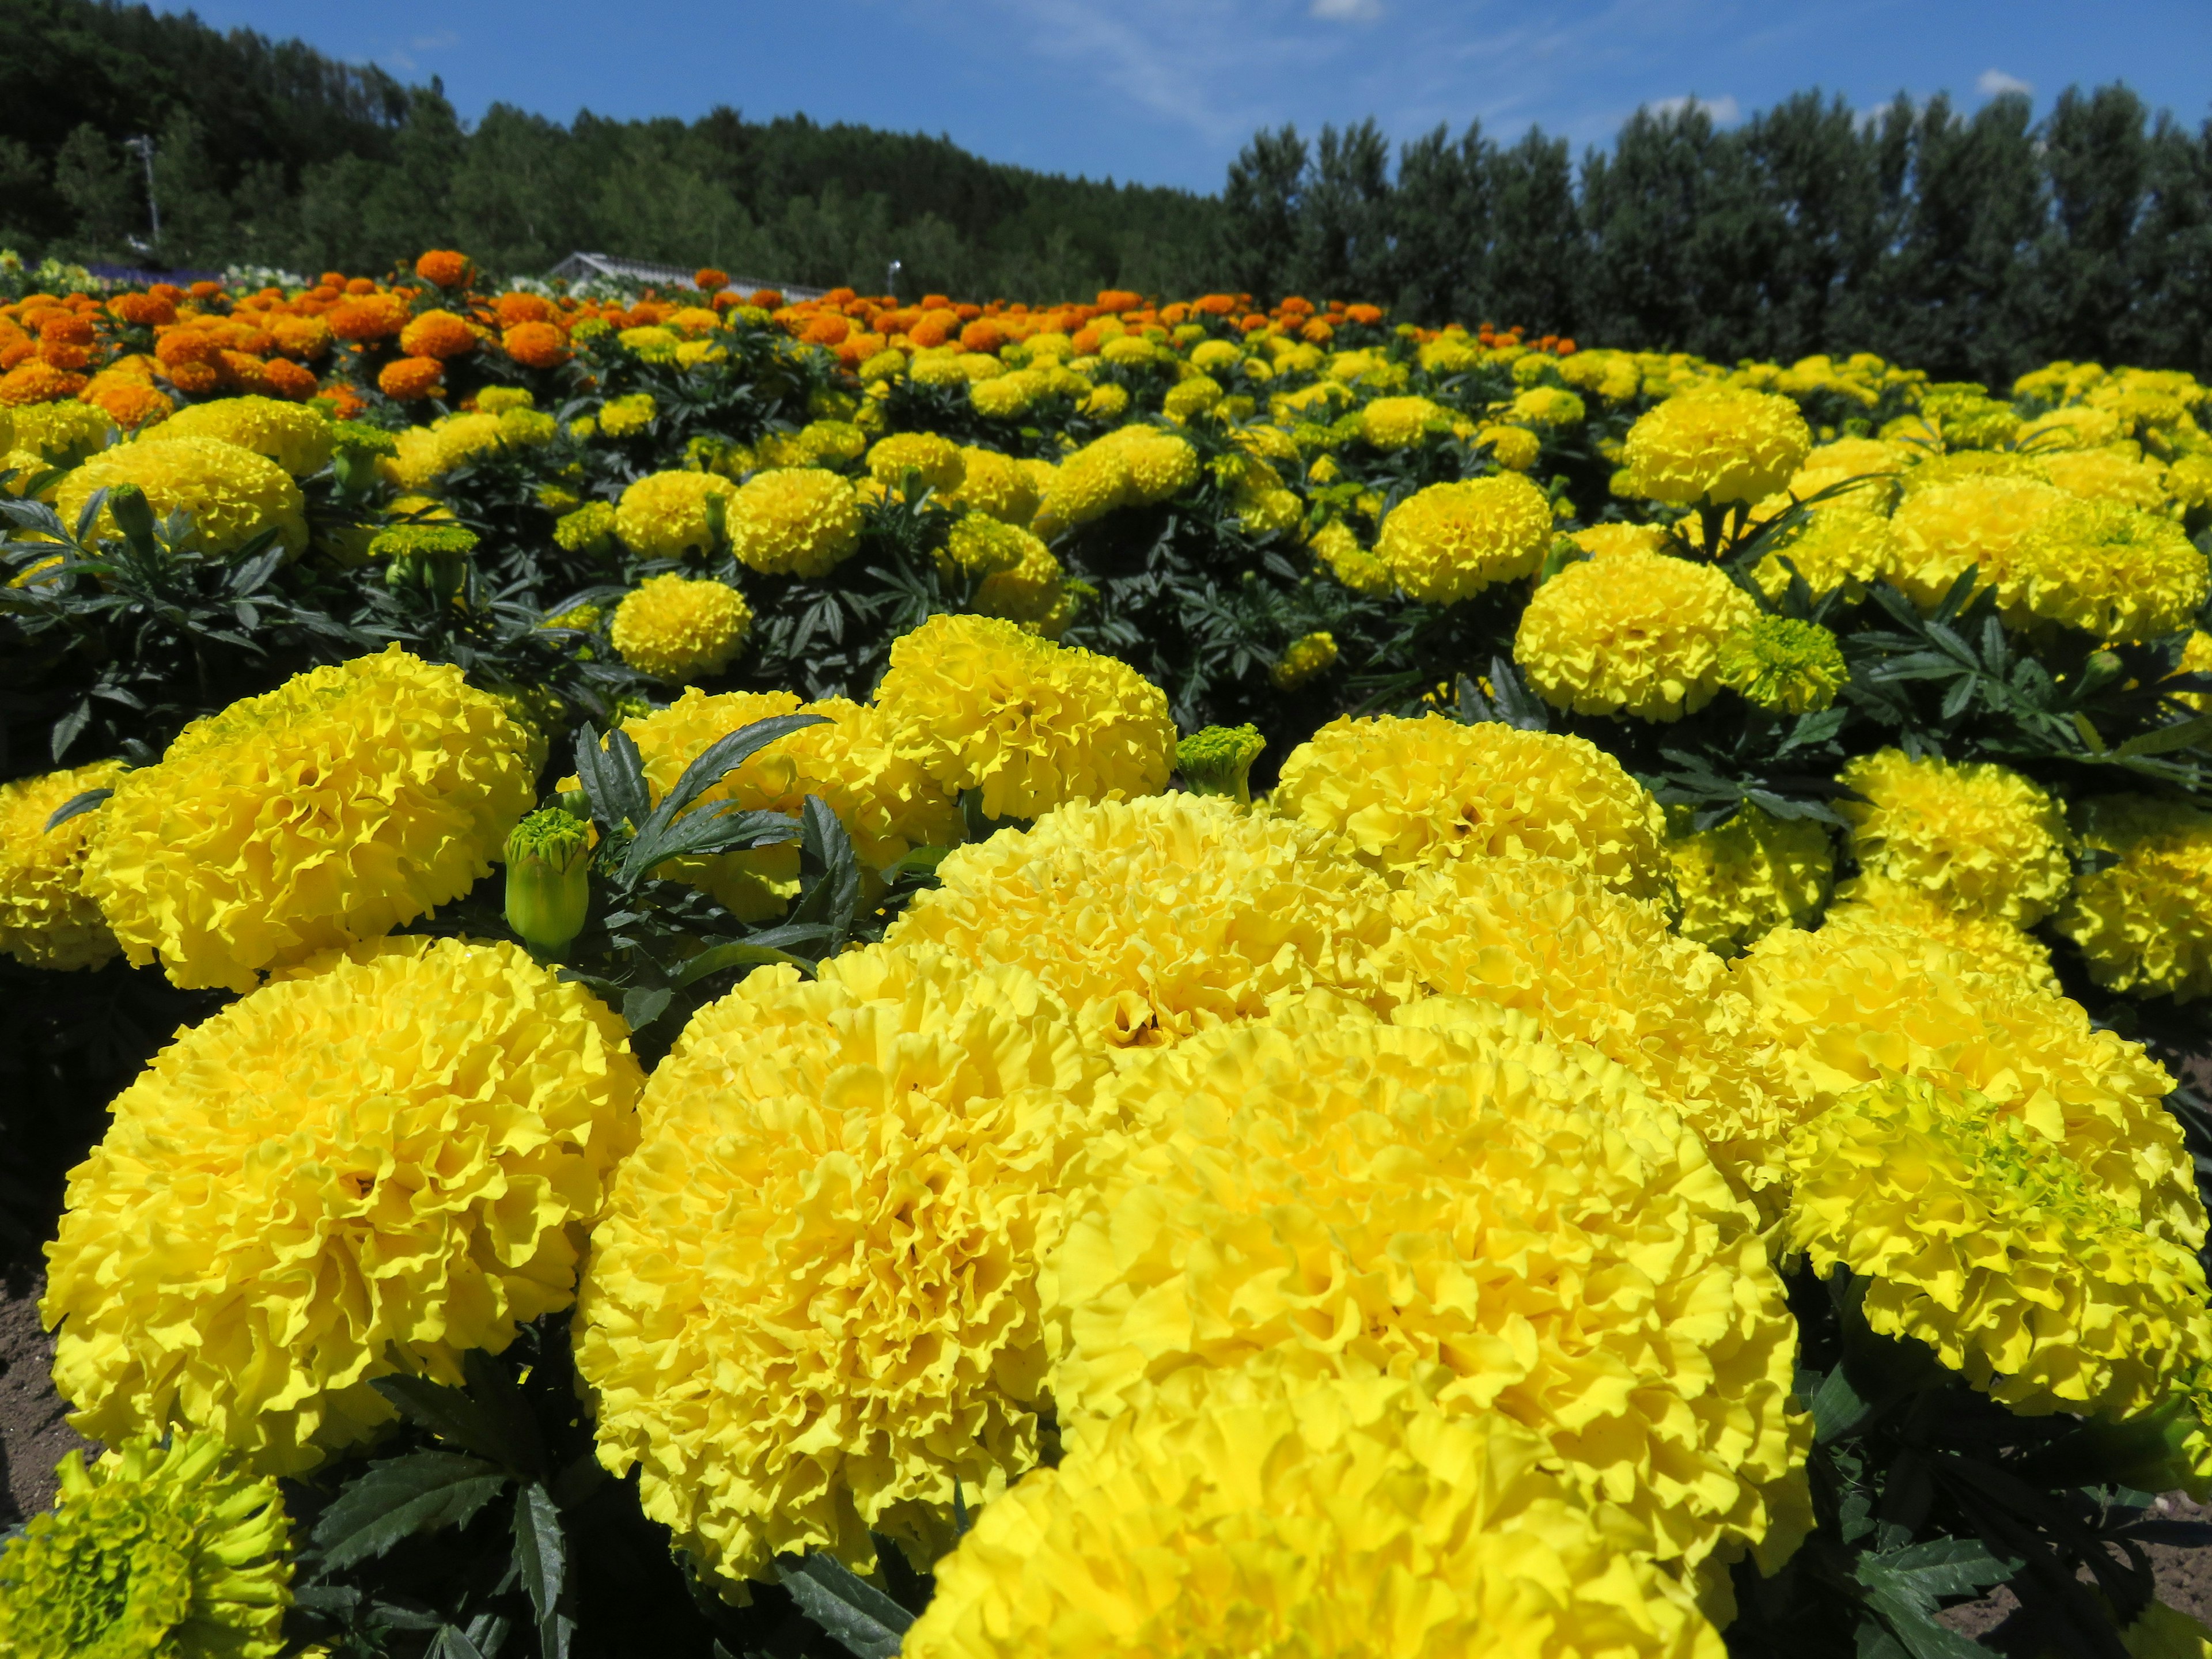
218 351 278 395
259 358 319 400
153 328 224 369
1344 304 1384 325
399 309 476 360
908 315 956 350
414 249 472 288
378 355 446 401
37 340 93 371
39 312 97 347
1300 318 1334 344
501 321 570 369
0 361 88 404
108 293 176 328
801 313 850 347
694 267 729 293
328 293 411 342
344 276 378 295
960 319 1008 354
165 361 221 395
495 291 555 328
82 378 173 430
1096 289 1141 312
269 315 331 359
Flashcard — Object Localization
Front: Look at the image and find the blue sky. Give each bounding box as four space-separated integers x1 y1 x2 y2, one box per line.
171 0 2212 194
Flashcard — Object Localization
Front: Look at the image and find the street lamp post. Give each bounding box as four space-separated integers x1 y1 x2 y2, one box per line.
122 134 159 255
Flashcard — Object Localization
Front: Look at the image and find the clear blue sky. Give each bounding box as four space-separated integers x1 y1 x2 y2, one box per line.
168 0 2212 194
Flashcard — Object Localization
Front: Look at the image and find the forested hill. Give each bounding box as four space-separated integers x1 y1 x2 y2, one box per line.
0 0 1225 297
3 0 2211 385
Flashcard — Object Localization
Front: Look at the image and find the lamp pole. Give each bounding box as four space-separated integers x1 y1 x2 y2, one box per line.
122 134 159 251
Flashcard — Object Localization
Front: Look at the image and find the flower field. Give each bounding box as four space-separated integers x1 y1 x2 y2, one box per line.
5 249 2212 1656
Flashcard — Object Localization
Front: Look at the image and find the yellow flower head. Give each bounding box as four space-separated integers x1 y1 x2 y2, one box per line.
1785 1074 2212 1419
941 515 1066 632
574 944 1105 1588
1733 924 2198 1247
875 613 1175 820
944 446 1042 525
1570 521 1672 558
7 400 115 465
1717 616 1850 714
1622 389 1813 505
726 466 864 577
1374 474 1553 605
1749 502 1897 603
1837 748 2072 925
0 1434 291 1659
598 392 657 436
2043 443 2172 510
2004 498 2209 642
888 792 1393 1052
868 431 967 495
1308 517 1392 593
1888 475 2070 611
613 469 737 560
1666 803 1834 957
44 936 642 1472
1821 872 2058 993
1377 853 1798 1205
2055 794 2212 1001
1031 427 1198 537
1272 713 1672 900
55 436 307 558
1516 551 1760 721
157 395 335 476
553 499 618 555
1358 393 1450 449
906 1368 1725 1659
608 573 752 682
0 760 127 969
1046 994 1809 1577
84 648 533 991
1784 436 1910 503
1270 629 1338 689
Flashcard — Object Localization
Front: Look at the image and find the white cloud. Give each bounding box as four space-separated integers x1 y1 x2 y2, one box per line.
1310 0 1382 20
1976 67 2032 97
1648 93 1740 123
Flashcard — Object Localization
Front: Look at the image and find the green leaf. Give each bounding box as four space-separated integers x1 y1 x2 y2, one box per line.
2115 711 2212 758
622 806 802 884
1858 1589 1989 1659
43 787 113 831
790 796 861 954
622 986 675 1032
310 1451 510 1573
774 1551 915 1659
2074 711 2109 754
427 1626 487 1659
1862 1537 2020 1601
1803 1363 1875 1444
653 713 828 823
673 940 816 987
370 1357 536 1475
512 1480 574 1659
573 724 652 833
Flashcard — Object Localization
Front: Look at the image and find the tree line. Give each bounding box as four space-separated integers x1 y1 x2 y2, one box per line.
3 0 2210 384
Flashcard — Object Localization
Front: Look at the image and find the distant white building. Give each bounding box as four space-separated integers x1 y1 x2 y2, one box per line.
544 252 828 300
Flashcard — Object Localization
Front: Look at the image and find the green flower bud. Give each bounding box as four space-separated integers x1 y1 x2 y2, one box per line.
104 480 158 555
374 522 478 600
1718 615 1849 715
1176 724 1266 807
503 807 592 955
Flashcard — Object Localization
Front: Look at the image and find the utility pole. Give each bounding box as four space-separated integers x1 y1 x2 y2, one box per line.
122 134 158 255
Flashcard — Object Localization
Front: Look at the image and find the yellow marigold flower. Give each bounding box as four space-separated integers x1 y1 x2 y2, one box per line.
1031 428 1197 537
1888 475 2070 610
1515 550 1760 721
1784 1074 2212 1419
940 514 1066 632
1357 393 1449 449
781 697 967 874
2175 630 2212 711
597 392 657 437
1308 517 1391 593
1837 748 2072 925
9 400 114 464
1570 521 1672 558
887 793 1392 1052
55 436 307 558
84 647 532 991
0 1434 290 1659
0 760 126 970
906 1368 1725 1659
1919 383 2022 449
574 944 1105 1588
1666 802 1833 957
608 573 752 682
1272 712 1672 900
1269 628 1337 688
2043 443 2171 510
725 466 863 577
553 499 618 556
944 445 1041 524
1510 385 1586 428
1160 373 1222 421
1750 501 1897 603
2003 498 2209 642
1822 872 2059 993
613 469 736 560
875 613 1173 820
969 369 1040 419
1734 924 2198 1247
1046 994 1809 1580
1375 474 1552 604
1622 389 1813 505
868 431 967 496
1717 616 1849 714
2055 794 2212 1000
1784 435 1909 503
44 936 642 1472
156 395 334 477
1377 854 1797 1205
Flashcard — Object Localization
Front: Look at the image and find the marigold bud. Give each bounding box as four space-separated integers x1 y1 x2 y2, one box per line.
1174 724 1265 806
503 808 592 954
